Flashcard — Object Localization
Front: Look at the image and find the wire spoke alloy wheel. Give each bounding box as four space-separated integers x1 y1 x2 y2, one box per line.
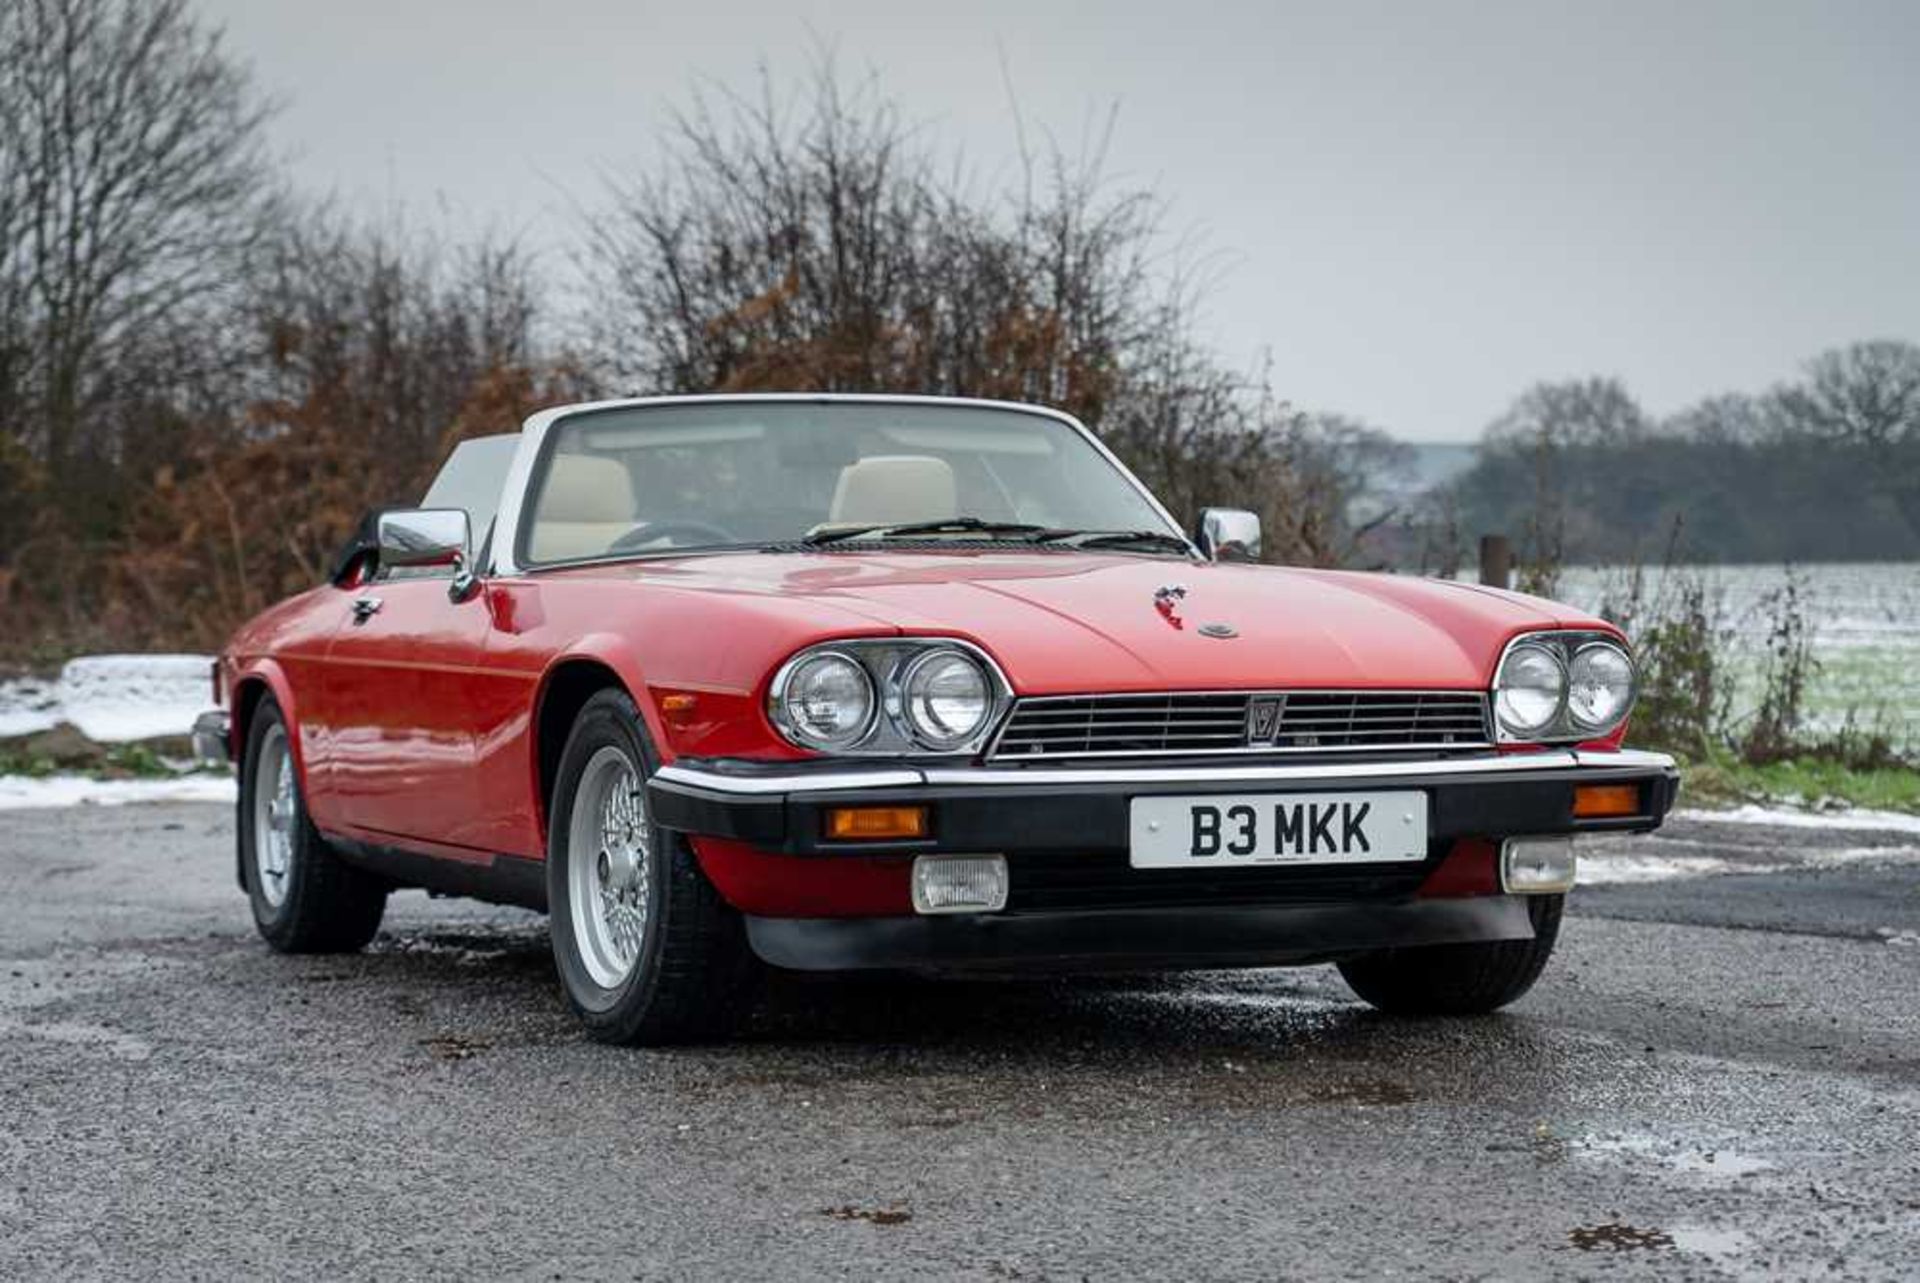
567 745 653 990
252 724 296 908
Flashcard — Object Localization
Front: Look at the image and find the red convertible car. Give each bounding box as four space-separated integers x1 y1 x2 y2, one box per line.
196 394 1677 1044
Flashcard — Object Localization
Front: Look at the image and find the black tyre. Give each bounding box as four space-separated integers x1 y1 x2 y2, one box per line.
239 698 387 953
546 688 757 1045
1336 895 1564 1015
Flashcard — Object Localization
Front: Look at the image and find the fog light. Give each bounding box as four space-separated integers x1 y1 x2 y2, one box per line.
911 855 1009 914
1501 836 1577 894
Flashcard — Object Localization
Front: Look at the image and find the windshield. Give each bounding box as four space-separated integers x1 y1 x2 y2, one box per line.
517 401 1180 565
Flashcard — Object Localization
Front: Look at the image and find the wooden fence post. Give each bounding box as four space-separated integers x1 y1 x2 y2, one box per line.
1479 534 1512 589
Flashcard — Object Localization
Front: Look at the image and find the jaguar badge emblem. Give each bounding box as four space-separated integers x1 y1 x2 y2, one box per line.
1246 695 1281 742
1153 583 1188 630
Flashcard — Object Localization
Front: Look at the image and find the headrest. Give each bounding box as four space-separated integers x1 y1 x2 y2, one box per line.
828 455 958 527
542 454 635 523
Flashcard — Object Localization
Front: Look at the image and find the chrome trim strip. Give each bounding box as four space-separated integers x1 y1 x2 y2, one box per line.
652 748 1677 796
489 393 1196 577
653 765 928 796
1571 749 1674 770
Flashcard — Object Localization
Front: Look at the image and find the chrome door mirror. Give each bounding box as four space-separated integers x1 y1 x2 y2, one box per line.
1196 508 1262 562
376 508 478 599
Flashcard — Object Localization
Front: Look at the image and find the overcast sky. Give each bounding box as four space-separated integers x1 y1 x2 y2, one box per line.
198 0 1919 442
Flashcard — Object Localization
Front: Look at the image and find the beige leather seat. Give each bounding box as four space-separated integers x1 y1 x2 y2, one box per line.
827 455 958 527
527 454 637 562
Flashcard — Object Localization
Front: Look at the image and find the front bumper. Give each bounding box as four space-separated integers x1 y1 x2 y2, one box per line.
652 747 1677 968
648 748 1681 856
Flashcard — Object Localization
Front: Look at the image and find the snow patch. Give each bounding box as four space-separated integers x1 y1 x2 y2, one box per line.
1580 853 1757 885
0 654 213 744
0 674 61 738
1581 842 1920 885
52 654 212 742
0 773 235 811
1677 803 1920 837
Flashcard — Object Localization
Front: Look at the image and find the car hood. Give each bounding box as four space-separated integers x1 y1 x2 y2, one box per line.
557 551 1594 695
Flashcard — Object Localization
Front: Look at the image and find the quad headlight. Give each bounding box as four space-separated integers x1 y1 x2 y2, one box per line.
1567 642 1636 732
902 650 993 749
772 650 875 749
1492 632 1636 743
769 640 1009 755
1493 642 1566 737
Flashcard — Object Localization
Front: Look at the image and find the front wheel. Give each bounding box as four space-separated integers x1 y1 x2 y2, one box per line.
546 688 757 1045
240 698 387 953
1336 895 1564 1015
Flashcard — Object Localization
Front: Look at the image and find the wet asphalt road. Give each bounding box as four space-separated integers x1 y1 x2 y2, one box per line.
2 803 1918 1280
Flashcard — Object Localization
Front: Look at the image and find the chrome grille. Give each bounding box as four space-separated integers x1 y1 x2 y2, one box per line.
989 690 1492 760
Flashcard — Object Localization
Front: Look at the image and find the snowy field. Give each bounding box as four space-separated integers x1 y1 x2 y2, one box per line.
1549 562 1920 753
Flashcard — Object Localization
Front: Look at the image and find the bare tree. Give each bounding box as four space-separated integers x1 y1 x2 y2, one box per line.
579 61 1407 560
0 0 275 483
580 60 1161 426
101 206 578 649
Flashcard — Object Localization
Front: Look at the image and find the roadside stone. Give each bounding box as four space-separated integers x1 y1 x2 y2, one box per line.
3 722 109 768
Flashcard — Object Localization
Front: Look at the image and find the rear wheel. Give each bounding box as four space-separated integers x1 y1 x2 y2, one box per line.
240 699 387 953
1336 895 1564 1015
546 688 757 1045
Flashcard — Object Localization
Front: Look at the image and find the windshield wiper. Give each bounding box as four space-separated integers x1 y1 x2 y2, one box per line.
1030 529 1197 556
801 516 1058 546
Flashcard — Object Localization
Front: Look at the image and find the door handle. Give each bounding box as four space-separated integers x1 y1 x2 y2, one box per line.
350 595 383 625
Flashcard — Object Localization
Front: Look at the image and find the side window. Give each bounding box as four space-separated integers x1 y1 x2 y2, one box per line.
375 433 518 581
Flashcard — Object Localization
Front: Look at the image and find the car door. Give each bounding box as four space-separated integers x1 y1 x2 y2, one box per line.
319 567 493 851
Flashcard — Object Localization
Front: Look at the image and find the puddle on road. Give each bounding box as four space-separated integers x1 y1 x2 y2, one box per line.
1581 1131 1775 1179
1668 1226 1754 1257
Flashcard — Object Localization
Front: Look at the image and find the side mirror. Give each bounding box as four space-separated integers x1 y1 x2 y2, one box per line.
1195 508 1262 563
377 508 478 600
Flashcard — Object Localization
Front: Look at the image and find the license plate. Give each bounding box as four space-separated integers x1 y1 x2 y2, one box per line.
1129 791 1428 869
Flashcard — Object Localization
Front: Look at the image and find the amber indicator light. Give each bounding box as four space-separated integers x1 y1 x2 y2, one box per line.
825 805 930 841
1573 783 1641 819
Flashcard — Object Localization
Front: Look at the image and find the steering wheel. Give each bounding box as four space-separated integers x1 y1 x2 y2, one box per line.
606 519 738 553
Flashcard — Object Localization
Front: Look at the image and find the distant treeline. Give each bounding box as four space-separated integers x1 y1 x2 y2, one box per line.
1430 348 1920 567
